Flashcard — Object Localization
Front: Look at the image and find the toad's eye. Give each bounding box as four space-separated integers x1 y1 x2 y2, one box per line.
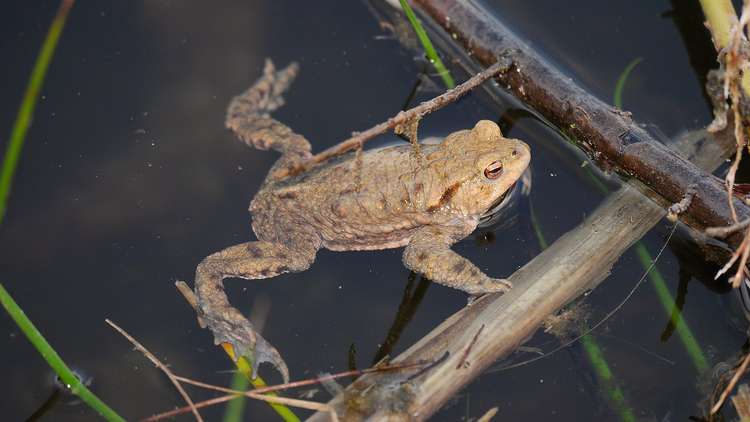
484 161 504 179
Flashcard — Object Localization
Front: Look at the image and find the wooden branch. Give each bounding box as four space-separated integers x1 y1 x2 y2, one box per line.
410 0 748 250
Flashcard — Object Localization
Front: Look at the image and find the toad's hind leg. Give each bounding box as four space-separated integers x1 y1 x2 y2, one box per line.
225 59 312 168
193 241 317 383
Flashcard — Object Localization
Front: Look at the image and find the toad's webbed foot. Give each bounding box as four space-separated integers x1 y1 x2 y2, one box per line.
199 301 289 383
225 59 312 161
193 241 317 383
403 226 512 295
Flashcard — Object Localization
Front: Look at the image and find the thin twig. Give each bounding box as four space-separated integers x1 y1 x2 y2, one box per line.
240 359 427 395
711 350 750 414
175 280 198 311
142 393 338 422
706 217 750 237
142 380 338 422
732 224 750 287
272 59 510 179
104 319 204 422
406 350 450 381
715 223 750 286
142 360 429 421
171 376 338 417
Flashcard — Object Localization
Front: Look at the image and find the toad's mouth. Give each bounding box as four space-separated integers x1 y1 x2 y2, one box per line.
480 182 515 220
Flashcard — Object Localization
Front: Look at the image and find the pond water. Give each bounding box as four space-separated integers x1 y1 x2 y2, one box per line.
0 1 747 421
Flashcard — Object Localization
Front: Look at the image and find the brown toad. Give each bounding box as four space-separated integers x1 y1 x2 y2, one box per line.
190 60 531 382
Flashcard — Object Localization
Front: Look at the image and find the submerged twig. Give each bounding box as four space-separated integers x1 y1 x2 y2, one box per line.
105 319 203 422
272 59 510 179
456 324 485 369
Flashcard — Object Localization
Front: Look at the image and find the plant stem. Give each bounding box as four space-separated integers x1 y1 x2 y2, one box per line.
0 0 73 224
698 0 750 95
634 246 709 372
399 0 454 89
221 344 301 422
700 0 739 50
0 284 125 421
613 57 643 108
580 335 636 422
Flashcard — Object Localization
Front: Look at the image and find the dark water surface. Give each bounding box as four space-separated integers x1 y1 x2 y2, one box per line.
0 1 747 421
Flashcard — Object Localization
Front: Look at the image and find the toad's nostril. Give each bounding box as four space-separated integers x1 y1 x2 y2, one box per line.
511 149 518 157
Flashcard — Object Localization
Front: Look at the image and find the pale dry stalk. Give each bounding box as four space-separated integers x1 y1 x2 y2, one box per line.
709 0 750 287
721 0 750 223
105 319 204 422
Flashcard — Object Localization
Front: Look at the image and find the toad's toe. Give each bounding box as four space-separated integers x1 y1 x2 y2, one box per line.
204 310 290 384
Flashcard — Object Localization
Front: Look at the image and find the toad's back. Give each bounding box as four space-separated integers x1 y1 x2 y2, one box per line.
250 143 446 251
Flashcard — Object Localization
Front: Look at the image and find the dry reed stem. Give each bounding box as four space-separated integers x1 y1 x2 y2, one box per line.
707 0 750 287
104 319 204 422
721 1 750 223
476 406 499 422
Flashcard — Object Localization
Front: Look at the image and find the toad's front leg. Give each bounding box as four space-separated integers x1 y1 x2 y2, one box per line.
193 241 317 383
402 226 512 295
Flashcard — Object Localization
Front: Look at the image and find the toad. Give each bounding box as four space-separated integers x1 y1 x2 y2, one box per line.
190 60 531 382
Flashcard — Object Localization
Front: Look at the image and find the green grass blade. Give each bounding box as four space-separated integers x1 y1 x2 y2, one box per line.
0 0 74 224
0 283 126 421
223 371 250 422
399 0 455 89
613 57 643 108
612 56 707 372
0 2 125 420
222 344 301 422
529 199 549 250
634 245 709 372
581 334 636 422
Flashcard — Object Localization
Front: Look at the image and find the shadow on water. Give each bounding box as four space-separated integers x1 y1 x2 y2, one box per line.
371 273 432 366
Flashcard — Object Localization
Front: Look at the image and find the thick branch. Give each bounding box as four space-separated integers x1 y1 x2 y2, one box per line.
412 0 748 249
